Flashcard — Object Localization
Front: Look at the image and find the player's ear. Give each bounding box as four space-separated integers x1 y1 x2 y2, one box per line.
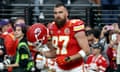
64 6 68 17
66 11 68 17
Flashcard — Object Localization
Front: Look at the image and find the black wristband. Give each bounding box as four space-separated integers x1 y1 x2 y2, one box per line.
65 56 71 62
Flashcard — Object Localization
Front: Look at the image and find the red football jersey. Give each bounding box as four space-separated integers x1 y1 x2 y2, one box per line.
48 19 85 70
86 54 108 72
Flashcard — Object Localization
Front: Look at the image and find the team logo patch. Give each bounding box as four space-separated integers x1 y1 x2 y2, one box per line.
34 28 41 36
73 25 84 31
64 28 70 34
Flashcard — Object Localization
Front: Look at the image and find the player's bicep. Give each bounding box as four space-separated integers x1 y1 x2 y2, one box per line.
75 31 86 39
74 31 90 55
74 31 88 47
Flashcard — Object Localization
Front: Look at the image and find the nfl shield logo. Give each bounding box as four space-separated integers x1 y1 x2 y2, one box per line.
64 28 70 34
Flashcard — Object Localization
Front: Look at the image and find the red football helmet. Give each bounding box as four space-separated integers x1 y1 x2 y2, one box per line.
27 23 48 47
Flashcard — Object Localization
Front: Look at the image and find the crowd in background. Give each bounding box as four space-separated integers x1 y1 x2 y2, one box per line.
85 23 120 72
0 17 120 72
0 0 120 72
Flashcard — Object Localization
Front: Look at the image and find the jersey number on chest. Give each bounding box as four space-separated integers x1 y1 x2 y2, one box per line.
52 36 69 54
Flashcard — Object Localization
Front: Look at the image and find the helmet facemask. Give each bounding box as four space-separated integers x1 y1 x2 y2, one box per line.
34 34 45 49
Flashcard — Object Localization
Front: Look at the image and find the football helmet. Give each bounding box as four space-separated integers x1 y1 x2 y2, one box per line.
27 23 48 48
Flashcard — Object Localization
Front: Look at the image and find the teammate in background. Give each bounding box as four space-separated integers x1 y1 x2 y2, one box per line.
47 3 90 72
86 43 108 72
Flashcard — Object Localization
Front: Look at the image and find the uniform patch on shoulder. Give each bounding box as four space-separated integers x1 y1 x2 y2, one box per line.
73 24 84 31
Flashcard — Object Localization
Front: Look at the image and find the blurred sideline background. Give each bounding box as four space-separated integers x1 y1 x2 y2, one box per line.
0 0 120 28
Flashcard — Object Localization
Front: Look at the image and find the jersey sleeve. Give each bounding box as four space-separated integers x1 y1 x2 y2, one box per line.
71 19 85 33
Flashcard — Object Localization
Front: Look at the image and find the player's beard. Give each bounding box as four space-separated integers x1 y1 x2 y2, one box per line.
55 18 66 29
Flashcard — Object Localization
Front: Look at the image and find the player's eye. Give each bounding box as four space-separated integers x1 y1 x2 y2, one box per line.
59 11 63 14
54 12 57 14
54 11 63 14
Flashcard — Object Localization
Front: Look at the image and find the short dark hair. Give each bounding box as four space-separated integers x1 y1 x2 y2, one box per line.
85 30 94 36
86 29 100 39
55 3 67 9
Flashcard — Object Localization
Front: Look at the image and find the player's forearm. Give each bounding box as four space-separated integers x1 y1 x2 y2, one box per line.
47 40 55 50
77 37 90 55
6 63 19 68
79 38 90 55
44 51 56 58
40 50 56 58
69 53 82 61
69 38 89 61
75 32 90 56
69 49 89 61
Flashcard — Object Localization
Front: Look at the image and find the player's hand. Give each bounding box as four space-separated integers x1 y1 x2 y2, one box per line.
56 56 71 65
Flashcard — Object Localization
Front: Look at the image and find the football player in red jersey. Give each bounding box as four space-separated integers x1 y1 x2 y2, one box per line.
47 3 90 72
